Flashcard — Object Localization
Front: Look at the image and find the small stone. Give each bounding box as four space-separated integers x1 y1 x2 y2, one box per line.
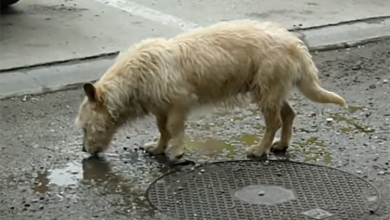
22 96 28 102
276 172 282 176
200 169 205 173
378 171 385 175
263 160 269 166
352 65 361 70
314 51 319 55
258 191 265 196
383 79 388 84
177 186 183 191
326 118 333 123
356 170 362 174
369 84 376 89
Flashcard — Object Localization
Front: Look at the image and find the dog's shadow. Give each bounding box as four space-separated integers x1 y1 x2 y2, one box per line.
143 153 197 170
81 156 116 185
139 146 291 167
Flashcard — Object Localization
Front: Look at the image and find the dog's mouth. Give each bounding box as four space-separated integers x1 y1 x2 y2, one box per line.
82 146 103 158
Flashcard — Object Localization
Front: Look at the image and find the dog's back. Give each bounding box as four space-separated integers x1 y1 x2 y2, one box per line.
166 20 303 107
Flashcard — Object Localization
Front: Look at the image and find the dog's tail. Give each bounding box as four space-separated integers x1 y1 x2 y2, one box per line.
295 44 348 109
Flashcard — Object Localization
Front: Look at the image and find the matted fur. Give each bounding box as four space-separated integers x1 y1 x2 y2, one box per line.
76 19 347 160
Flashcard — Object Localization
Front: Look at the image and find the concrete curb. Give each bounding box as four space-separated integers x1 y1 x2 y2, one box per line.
1 18 389 100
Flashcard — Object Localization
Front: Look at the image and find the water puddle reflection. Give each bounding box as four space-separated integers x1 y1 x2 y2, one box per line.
185 133 260 158
34 162 82 193
33 156 156 216
186 137 235 157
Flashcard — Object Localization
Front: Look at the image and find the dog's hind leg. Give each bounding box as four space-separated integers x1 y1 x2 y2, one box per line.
165 106 188 161
247 104 282 157
271 101 296 151
143 114 171 155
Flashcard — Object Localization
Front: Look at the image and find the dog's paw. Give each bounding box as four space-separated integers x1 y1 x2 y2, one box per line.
141 142 165 155
165 147 185 162
271 139 289 151
246 145 269 157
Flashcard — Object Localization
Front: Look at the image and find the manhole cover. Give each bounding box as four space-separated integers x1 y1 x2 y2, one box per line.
146 160 381 220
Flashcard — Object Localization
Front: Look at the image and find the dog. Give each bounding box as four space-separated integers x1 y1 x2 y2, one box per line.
75 19 347 161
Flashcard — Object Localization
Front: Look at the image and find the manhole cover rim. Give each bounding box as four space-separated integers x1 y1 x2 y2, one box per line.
146 159 382 220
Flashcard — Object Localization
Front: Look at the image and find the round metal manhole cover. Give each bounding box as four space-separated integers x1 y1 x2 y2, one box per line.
146 160 381 220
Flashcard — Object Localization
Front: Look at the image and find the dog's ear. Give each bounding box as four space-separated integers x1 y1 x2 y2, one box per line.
83 83 98 103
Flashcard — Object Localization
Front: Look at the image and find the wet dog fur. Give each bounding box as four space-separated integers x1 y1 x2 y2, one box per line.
75 19 348 161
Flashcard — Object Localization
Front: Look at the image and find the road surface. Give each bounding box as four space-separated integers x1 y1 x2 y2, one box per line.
0 39 389 220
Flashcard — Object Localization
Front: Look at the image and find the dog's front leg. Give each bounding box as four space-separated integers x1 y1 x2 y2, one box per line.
143 114 171 155
247 106 282 157
165 106 187 161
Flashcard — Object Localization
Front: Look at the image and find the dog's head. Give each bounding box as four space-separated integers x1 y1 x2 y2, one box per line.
75 83 118 156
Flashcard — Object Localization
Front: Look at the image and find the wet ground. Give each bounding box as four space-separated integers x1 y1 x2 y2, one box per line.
0 39 389 220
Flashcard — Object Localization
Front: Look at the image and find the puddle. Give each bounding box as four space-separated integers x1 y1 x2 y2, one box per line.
186 137 235 157
330 113 374 133
185 133 260 158
33 157 156 216
33 159 127 193
297 136 325 148
348 105 364 113
48 162 83 186
34 161 82 193
293 136 332 163
234 133 259 146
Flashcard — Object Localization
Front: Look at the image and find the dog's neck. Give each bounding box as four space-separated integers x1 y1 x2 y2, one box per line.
103 86 150 125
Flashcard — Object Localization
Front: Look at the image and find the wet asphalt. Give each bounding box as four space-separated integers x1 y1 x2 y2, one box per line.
0 39 389 220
